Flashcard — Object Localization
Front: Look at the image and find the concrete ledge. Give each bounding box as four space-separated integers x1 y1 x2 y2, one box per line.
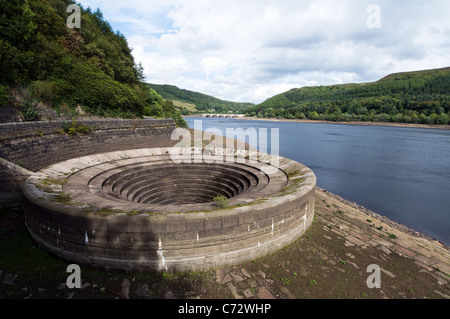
22 148 316 272
0 119 177 207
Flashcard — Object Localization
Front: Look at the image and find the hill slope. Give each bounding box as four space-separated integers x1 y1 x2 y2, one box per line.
0 0 186 127
148 83 254 114
247 67 450 125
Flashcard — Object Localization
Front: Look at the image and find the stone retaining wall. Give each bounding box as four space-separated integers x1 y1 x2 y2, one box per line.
23 187 316 272
2 119 317 272
0 119 177 207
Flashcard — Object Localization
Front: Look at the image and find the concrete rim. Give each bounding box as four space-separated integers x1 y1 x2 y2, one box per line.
22 147 317 272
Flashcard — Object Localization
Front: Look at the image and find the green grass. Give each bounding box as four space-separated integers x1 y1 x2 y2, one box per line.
287 170 300 179
171 100 198 113
0 226 69 297
389 233 398 240
39 177 67 187
0 208 223 299
281 277 290 286
51 192 73 204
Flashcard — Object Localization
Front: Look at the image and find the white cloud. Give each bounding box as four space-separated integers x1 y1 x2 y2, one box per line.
78 0 450 104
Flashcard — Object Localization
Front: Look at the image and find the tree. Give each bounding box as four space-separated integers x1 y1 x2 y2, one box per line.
348 102 368 115
0 0 37 46
144 104 163 117
251 68 450 125
136 62 146 83
308 112 319 120
0 0 37 83
392 113 403 123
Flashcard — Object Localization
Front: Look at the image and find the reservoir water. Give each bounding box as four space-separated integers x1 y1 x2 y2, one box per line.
185 117 450 246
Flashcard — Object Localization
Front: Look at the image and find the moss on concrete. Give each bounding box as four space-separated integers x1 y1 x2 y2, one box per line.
1 189 448 299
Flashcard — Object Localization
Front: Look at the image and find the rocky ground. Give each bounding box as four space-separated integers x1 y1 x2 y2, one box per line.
0 189 449 300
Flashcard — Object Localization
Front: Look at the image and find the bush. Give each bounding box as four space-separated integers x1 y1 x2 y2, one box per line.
21 100 39 121
436 114 449 125
143 99 188 127
30 81 57 103
172 113 188 128
143 104 164 117
55 60 142 115
62 121 92 136
213 195 229 208
0 85 8 107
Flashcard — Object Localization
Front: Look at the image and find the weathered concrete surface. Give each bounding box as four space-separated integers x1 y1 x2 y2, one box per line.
204 188 449 299
0 119 177 207
22 148 316 272
0 158 36 207
1 187 448 299
314 188 450 278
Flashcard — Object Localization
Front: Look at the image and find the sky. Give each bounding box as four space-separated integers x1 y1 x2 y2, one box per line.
77 0 450 104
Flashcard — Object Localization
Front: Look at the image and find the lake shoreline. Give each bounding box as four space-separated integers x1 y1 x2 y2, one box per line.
186 115 450 130
187 117 450 248
317 187 449 249
2 186 448 299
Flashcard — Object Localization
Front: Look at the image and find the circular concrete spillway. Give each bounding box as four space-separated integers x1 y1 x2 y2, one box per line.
23 148 316 272
91 162 276 207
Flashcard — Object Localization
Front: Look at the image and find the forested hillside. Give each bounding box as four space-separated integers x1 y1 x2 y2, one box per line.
0 0 186 127
148 83 254 114
246 68 450 125
3 1 447 127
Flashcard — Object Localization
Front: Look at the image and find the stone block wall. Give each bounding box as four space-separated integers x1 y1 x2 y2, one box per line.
0 119 177 207
3 119 317 272
21 148 317 272
23 178 316 272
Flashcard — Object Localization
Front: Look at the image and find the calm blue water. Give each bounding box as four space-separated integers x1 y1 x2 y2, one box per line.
185 117 450 246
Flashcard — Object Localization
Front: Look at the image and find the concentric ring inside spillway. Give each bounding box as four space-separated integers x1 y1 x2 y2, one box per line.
61 151 289 213
94 162 267 205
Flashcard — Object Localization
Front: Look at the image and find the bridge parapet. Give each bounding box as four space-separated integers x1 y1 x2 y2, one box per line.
201 114 246 119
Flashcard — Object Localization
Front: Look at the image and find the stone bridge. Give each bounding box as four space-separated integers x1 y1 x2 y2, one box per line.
202 114 246 119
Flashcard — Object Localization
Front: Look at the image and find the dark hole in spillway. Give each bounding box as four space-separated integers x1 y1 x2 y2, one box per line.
101 163 263 205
